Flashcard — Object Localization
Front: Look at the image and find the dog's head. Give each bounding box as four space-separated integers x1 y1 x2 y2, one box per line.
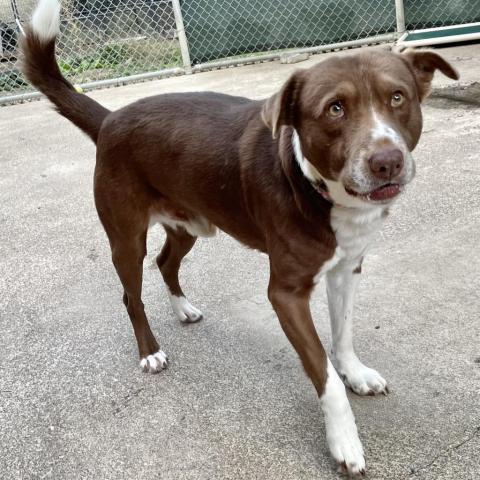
262 49 459 208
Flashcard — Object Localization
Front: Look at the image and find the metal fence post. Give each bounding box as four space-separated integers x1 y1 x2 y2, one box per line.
395 0 406 34
171 0 192 73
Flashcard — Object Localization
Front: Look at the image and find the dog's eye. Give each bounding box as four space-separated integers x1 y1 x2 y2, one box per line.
328 101 344 117
391 92 405 107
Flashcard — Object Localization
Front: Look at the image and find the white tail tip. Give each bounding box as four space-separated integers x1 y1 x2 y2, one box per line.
31 0 60 41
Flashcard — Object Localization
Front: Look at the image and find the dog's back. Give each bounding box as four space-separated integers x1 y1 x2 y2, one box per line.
22 0 459 476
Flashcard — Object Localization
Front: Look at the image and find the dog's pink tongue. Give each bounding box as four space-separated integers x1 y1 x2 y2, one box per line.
369 184 400 201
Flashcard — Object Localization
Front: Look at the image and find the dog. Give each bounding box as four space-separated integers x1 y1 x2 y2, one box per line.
21 0 459 475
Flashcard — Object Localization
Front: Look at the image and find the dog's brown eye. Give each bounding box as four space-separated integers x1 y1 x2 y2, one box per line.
391 92 405 107
328 102 344 117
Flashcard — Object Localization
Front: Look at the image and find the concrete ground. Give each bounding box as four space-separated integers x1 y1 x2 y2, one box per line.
1 44 479 480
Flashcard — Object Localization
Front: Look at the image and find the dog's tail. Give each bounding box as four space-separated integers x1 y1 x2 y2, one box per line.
21 0 110 143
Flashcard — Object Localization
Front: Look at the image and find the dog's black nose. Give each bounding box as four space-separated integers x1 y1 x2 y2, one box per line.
368 149 404 180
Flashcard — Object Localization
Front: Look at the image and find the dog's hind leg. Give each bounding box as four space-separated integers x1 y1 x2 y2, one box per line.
157 226 203 323
96 181 168 374
111 229 168 374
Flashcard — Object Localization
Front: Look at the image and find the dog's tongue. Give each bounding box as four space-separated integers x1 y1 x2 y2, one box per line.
368 184 401 201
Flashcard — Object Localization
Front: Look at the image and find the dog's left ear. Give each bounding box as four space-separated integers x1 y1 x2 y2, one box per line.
261 71 304 139
401 49 459 101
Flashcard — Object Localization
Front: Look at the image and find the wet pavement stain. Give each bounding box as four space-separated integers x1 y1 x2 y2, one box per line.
428 82 480 109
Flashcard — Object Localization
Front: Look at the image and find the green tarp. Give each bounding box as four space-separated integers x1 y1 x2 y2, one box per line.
404 0 480 30
181 0 396 64
182 0 480 64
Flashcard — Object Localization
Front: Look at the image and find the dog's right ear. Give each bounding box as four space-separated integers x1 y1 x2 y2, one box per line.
261 72 304 139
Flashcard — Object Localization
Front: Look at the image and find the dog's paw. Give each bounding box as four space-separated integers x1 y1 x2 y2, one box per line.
326 414 366 477
140 350 169 373
337 358 388 396
169 295 203 323
322 358 366 477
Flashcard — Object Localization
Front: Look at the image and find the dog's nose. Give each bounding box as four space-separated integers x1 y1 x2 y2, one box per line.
368 149 404 180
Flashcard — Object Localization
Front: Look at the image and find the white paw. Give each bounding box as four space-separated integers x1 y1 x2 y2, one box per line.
169 294 203 323
336 356 388 396
326 409 366 477
322 359 366 477
140 350 168 373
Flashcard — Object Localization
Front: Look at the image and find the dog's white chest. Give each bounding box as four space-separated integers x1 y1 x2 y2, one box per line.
315 206 385 281
331 206 385 261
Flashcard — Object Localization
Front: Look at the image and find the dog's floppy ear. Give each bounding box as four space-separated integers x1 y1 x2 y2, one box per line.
261 71 304 139
401 49 459 101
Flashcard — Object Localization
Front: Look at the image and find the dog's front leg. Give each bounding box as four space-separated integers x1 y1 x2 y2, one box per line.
326 260 388 396
268 274 365 477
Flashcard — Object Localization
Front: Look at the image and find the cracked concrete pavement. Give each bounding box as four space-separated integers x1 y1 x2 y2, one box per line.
0 44 479 479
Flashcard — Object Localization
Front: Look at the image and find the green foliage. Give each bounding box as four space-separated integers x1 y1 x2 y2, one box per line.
0 39 182 96
59 44 129 74
58 41 182 78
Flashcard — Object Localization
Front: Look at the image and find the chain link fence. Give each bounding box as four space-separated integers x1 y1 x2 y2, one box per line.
1 0 181 98
0 0 478 104
405 0 480 30
182 0 396 64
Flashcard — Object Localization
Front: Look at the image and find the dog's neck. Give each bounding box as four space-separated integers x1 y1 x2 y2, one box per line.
309 178 333 204
290 129 334 205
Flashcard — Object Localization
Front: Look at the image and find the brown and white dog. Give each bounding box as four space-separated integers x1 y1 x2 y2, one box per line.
22 0 459 475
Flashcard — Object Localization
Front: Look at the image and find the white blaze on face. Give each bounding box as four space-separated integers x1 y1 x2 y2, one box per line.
370 109 402 145
368 109 416 182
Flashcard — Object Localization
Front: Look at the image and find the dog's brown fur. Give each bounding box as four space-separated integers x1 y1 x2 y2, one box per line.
21 25 460 388
22 23 458 475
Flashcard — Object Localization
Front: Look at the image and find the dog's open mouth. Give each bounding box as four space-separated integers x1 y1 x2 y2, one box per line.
345 183 402 202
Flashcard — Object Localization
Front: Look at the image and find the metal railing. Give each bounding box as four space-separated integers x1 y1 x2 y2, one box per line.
0 0 476 104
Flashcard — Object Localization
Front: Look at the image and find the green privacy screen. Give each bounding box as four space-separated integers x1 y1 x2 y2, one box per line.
181 0 396 64
404 0 480 30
